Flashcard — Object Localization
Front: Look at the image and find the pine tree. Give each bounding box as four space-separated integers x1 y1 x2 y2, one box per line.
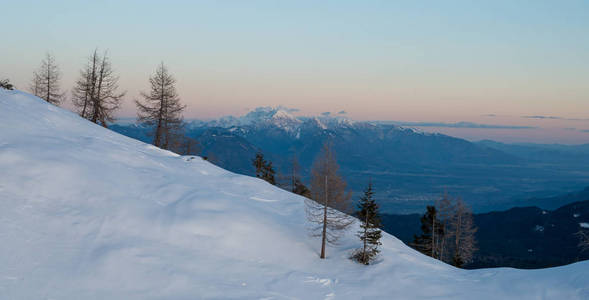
353 181 382 265
135 62 186 150
306 142 353 259
251 152 276 185
0 79 14 90
30 53 64 105
413 205 445 259
261 161 276 185
252 152 265 178
71 49 125 127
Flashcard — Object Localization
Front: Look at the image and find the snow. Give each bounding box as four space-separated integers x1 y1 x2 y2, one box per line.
580 223 589 229
1 89 589 299
188 106 363 133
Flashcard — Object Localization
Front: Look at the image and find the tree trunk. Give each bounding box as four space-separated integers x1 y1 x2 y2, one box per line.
432 220 435 258
320 175 328 259
46 65 51 104
363 212 368 263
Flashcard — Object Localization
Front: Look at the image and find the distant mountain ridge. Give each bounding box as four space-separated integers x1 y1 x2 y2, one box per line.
111 107 589 213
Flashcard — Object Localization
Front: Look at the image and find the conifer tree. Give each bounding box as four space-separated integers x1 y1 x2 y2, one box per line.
412 194 478 267
413 205 445 259
353 181 382 265
306 142 353 259
252 152 265 178
0 79 13 90
71 49 125 127
30 53 64 105
251 152 276 185
262 161 276 185
135 62 186 150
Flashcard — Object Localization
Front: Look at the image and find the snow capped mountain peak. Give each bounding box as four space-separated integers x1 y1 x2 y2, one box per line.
302 116 328 130
270 108 298 121
245 106 299 122
197 106 357 132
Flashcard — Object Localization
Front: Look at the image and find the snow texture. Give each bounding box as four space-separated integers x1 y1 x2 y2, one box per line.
1 90 589 299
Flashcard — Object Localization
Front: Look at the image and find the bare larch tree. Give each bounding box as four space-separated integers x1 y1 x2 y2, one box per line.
71 49 125 127
135 62 185 150
306 142 353 259
30 53 64 105
287 154 311 197
435 192 455 263
71 53 96 119
448 198 477 267
289 155 301 192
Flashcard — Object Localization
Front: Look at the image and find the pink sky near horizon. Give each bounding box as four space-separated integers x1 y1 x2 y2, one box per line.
2 1 589 144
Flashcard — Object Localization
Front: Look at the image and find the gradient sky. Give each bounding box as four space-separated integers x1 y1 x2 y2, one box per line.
2 0 589 143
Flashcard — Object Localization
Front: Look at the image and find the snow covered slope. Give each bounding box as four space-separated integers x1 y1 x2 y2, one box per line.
0 90 588 300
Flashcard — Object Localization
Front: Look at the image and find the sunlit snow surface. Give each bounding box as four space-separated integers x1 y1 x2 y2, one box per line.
1 90 588 299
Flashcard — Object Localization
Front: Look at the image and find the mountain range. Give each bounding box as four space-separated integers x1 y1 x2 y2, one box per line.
111 107 589 213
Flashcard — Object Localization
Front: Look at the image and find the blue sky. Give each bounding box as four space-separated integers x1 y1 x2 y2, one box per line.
1 0 589 143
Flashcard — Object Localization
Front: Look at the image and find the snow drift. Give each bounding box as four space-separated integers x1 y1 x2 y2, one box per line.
0 89 588 299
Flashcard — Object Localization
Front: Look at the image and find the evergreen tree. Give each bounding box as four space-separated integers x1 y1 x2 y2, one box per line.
353 181 382 265
306 142 353 259
135 62 186 150
71 49 125 127
30 53 64 105
252 152 265 178
413 205 445 259
0 79 13 90
251 152 275 185
261 161 276 185
412 195 478 268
